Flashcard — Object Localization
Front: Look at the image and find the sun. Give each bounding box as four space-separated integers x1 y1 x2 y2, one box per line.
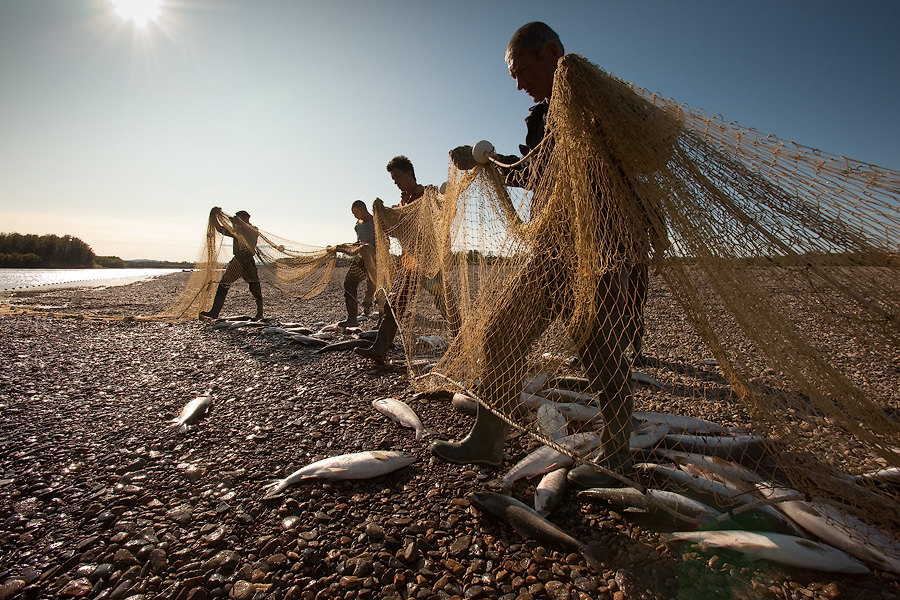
110 0 162 29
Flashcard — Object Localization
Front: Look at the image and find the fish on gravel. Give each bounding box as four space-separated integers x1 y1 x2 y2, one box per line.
291 334 329 347
660 530 870 574
633 411 732 435
265 450 415 495
212 321 233 330
499 433 601 493
262 326 289 335
170 393 212 431
631 370 671 390
469 491 603 574
534 467 568 517
418 335 447 351
451 392 478 415
659 433 775 463
357 329 379 341
535 404 568 441
578 486 721 527
315 339 372 353
373 397 426 440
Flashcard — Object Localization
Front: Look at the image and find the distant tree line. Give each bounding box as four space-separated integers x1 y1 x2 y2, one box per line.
0 233 195 269
0 233 95 268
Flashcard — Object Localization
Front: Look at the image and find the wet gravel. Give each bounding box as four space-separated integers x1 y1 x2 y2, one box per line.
1 271 899 600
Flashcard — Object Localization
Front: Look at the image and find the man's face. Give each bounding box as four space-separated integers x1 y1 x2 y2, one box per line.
351 205 364 220
390 168 416 194
507 45 559 103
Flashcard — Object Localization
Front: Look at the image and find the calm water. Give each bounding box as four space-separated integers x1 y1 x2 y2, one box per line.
0 268 184 291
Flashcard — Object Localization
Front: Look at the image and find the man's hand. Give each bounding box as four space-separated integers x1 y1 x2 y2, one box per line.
449 145 476 171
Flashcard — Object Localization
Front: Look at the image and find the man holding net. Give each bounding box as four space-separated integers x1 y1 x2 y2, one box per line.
432 22 667 489
200 207 264 321
334 200 377 328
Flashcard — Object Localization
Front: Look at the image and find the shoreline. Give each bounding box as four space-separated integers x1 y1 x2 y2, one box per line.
1 274 899 599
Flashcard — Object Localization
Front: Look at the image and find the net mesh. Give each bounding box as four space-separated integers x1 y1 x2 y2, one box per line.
377 54 899 556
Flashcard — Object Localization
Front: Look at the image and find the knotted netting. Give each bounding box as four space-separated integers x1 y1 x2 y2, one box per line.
383 54 899 567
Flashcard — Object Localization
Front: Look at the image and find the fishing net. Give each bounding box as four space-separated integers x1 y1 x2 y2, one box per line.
383 54 899 561
152 209 343 320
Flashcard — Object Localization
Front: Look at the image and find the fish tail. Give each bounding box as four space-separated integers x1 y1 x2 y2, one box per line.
581 548 604 575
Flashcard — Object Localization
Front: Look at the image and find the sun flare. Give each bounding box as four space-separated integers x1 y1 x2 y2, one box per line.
110 0 162 29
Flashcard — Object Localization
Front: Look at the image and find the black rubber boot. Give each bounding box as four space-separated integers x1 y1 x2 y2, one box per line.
200 284 229 319
339 293 359 328
249 282 263 320
430 404 510 467
353 308 397 363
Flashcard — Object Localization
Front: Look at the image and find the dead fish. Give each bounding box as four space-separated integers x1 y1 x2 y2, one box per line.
499 433 601 493
635 463 806 537
315 339 372 353
357 329 379 341
313 331 336 341
451 392 478 416
262 326 289 335
222 315 252 321
372 397 426 440
631 370 671 390
852 466 900 486
757 485 900 575
536 388 597 404
660 530 869 574
283 326 314 335
535 404 568 441
633 411 732 435
266 450 415 495
212 321 233 330
519 391 553 411
170 393 212 431
578 486 721 526
319 323 341 333
552 402 604 424
659 433 775 463
279 322 307 329
534 467 568 517
546 375 591 391
521 372 551 394
418 335 447 351
628 423 671 450
228 321 252 330
469 491 603 573
291 334 328 347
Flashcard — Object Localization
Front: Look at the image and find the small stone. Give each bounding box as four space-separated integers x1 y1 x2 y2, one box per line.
114 548 139 568
165 506 192 526
58 578 92 597
449 535 471 558
230 580 256 600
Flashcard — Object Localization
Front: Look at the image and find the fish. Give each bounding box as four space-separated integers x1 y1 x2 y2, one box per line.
170 393 212 431
659 530 869 574
469 491 603 573
631 370 671 390
451 392 478 416
552 402 604 424
851 466 900 486
635 463 806 537
546 375 591 391
262 326 289 335
756 485 900 575
499 433 601 493
372 397 426 440
291 334 329 347
265 450 415 495
357 329 379 341
628 423 670 450
521 372 551 394
658 433 774 463
417 335 447 351
534 467 568 517
633 411 732 435
228 321 253 329
283 326 314 335
212 321 232 330
535 388 597 404
578 486 721 527
315 339 372 353
535 404 568 441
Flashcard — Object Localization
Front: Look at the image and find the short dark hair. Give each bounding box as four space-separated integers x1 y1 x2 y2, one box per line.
235 210 251 220
351 200 367 212
386 155 415 180
506 22 564 63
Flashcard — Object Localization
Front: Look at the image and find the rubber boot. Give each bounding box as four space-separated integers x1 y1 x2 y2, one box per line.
354 307 397 363
249 281 263 320
339 293 359 328
200 284 229 319
430 404 510 467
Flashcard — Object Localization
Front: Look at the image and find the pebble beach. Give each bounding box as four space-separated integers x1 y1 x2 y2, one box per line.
1 271 899 600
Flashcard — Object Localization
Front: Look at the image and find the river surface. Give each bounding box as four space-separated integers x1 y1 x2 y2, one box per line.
0 268 184 291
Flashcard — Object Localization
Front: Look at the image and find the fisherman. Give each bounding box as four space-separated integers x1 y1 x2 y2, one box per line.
355 155 460 363
432 22 668 489
200 207 264 320
335 200 377 327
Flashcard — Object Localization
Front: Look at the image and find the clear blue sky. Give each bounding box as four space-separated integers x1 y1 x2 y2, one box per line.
1 0 897 261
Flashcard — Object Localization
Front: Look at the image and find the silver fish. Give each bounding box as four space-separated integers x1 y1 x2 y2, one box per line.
262 326 289 335
417 335 447 351
757 485 900 575
660 530 869 574
469 491 603 574
633 411 732 435
451 392 478 416
266 450 415 495
170 393 212 431
535 404 568 441
499 433 601 493
534 467 569 517
659 433 774 463
631 370 671 390
578 486 721 526
521 372 551 394
373 397 426 440
291 334 328 347
315 339 372 353
535 388 597 404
